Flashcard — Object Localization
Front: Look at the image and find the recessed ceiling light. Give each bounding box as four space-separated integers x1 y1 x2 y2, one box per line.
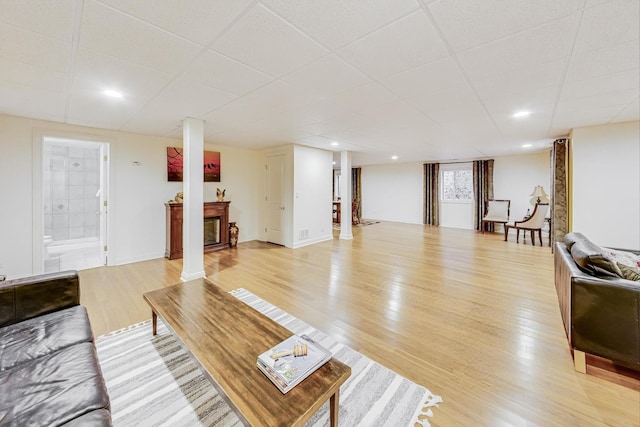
332 161 336 165
103 89 123 98
522 143 532 148
391 155 398 160
330 141 339 146
512 111 530 118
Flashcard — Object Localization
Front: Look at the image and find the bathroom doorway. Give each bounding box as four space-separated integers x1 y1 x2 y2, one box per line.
42 137 109 272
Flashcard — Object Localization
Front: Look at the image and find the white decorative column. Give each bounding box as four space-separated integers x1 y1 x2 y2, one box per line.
340 151 353 240
180 117 206 282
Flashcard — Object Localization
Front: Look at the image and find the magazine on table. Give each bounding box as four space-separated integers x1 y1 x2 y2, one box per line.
256 334 332 394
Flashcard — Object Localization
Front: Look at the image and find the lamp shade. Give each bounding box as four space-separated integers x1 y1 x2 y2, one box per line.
529 185 549 205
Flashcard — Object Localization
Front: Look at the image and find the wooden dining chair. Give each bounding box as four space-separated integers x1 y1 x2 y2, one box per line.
481 199 510 233
504 203 549 245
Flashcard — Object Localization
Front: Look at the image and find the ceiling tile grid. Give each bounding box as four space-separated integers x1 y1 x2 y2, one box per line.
0 0 637 165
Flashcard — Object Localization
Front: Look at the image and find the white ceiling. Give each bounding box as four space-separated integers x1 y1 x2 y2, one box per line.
1 0 638 165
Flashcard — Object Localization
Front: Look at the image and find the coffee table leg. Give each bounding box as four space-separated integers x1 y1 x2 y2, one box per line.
152 311 157 336
330 389 339 427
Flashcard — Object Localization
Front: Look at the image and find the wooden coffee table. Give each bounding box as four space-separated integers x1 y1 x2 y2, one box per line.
143 279 351 427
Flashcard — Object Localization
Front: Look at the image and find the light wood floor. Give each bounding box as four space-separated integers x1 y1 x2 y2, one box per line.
80 222 640 426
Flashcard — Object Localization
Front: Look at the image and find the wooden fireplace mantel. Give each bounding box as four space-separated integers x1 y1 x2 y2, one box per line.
165 201 230 260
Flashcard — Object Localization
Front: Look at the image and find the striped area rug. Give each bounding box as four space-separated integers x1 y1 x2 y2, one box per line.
95 288 442 426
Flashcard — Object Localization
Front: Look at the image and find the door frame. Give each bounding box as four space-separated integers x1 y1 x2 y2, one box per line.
32 129 113 273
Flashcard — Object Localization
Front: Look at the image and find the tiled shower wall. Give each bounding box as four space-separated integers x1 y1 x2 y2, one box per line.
44 144 101 242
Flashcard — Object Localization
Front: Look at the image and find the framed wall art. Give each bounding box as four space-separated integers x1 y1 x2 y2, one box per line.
167 147 220 182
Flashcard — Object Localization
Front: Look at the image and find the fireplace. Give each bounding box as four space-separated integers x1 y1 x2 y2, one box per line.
204 216 221 246
165 201 230 260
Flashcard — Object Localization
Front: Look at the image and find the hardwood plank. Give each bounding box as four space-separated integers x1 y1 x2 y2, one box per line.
80 222 640 426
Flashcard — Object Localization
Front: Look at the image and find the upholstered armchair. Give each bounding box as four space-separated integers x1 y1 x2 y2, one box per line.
481 199 510 233
504 203 549 245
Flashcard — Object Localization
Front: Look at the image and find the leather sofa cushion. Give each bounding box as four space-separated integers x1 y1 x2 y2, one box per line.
564 232 588 251
0 306 93 372
0 342 110 426
61 408 112 426
571 239 623 278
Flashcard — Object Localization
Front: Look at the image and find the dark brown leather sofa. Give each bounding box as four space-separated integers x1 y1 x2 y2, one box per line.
554 232 640 373
0 270 111 426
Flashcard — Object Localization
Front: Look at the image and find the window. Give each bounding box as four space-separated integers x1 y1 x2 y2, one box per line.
441 165 473 201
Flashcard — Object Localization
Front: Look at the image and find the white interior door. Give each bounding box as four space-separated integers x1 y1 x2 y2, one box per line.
266 154 285 245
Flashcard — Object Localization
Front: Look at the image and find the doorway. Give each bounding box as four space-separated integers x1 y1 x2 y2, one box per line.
42 137 109 272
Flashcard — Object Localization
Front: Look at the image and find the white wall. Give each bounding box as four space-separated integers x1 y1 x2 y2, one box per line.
361 162 424 224
0 114 262 278
359 152 551 227
493 151 551 221
292 146 333 248
571 121 640 249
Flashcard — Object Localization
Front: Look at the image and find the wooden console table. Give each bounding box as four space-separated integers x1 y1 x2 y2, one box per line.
165 202 230 260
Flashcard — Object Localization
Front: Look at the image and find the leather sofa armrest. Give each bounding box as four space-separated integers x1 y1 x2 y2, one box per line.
0 270 80 327
572 276 640 369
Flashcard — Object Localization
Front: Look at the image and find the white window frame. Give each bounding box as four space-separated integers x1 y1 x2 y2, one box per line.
440 163 473 204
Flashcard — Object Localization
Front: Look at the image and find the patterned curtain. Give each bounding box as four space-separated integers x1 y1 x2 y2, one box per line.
351 167 362 219
472 159 494 230
551 139 569 250
423 163 440 226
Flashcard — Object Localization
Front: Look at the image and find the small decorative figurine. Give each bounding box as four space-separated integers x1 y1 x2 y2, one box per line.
216 188 226 201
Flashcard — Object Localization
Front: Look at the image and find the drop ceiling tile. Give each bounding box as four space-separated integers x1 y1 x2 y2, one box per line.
119 109 183 136
125 79 237 129
0 21 71 72
66 93 140 130
560 69 640 100
339 10 449 79
0 57 68 91
282 55 371 98
612 99 639 122
211 4 328 77
470 59 565 99
482 86 558 116
262 0 419 49
181 51 272 96
202 81 318 129
428 0 581 52
565 39 640 82
585 0 617 7
72 48 173 107
407 89 491 127
573 0 639 54
320 127 372 145
551 105 628 131
294 135 362 152
492 111 554 139
99 0 253 45
79 1 202 75
327 83 397 113
457 16 577 82
555 88 639 113
383 57 468 100
296 122 340 136
358 100 431 130
0 0 76 42
0 81 66 122
320 111 376 134
405 85 484 125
